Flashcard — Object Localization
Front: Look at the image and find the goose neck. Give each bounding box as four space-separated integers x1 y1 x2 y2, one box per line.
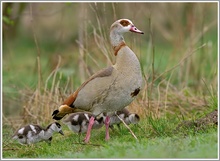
110 30 125 50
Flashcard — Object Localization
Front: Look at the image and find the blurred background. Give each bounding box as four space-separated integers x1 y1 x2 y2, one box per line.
2 2 218 125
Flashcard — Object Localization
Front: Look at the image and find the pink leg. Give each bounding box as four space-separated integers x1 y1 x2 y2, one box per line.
84 116 95 143
105 116 110 141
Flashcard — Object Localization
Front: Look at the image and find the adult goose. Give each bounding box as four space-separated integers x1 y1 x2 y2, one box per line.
52 19 144 143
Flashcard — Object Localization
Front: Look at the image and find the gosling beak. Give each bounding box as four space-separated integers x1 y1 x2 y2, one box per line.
59 130 64 135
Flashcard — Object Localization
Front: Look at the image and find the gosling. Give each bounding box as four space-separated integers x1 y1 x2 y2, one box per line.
12 122 64 145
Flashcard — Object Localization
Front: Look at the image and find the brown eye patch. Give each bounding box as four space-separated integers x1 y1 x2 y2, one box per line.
120 20 131 27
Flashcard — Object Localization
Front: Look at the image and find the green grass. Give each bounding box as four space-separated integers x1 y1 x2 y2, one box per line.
2 2 218 159
2 112 218 159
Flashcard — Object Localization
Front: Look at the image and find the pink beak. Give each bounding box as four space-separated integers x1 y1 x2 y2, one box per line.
130 25 144 34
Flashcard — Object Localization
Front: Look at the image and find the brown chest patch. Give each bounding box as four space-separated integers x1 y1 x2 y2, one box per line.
130 87 140 97
114 42 126 56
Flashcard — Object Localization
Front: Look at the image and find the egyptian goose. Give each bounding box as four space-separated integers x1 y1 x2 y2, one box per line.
63 112 104 141
106 108 140 130
12 122 64 145
52 19 144 143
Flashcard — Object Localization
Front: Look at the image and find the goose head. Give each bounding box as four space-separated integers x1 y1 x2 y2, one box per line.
110 19 144 34
49 122 64 135
52 105 76 120
110 19 144 50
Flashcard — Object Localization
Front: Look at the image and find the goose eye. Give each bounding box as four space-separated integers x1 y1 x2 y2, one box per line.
131 25 136 30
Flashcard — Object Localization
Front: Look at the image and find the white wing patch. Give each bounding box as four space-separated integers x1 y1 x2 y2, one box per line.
30 125 37 133
84 113 90 121
18 127 25 134
73 115 79 121
119 114 125 120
